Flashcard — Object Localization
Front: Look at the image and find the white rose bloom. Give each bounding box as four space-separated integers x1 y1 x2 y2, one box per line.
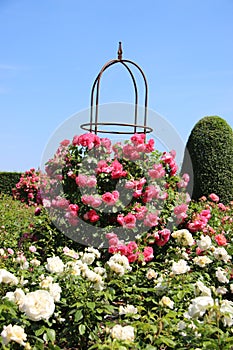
1 324 27 346
4 289 25 309
39 275 54 289
107 261 125 276
66 261 81 276
107 254 132 275
86 247 100 259
194 281 212 297
216 287 228 295
216 267 229 284
213 247 231 263
172 229 194 246
220 300 233 327
196 234 212 251
171 259 190 275
121 325 135 341
49 283 62 302
154 276 167 293
0 269 18 285
119 304 138 315
85 269 103 284
110 324 135 341
46 256 64 274
81 252 96 265
30 258 41 267
193 256 212 268
160 296 174 309
21 290 55 321
230 284 233 293
188 296 214 318
146 268 158 280
94 267 107 278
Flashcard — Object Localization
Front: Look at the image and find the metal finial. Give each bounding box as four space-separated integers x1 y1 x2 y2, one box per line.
118 41 123 60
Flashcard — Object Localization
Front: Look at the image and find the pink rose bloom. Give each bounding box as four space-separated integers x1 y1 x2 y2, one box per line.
161 151 173 164
106 232 118 240
145 139 155 152
127 253 139 263
117 244 128 255
60 139 70 146
72 135 79 146
79 133 100 150
108 246 118 254
111 160 127 179
136 143 146 152
134 205 148 220
100 137 112 152
148 163 165 179
29 246 37 253
84 209 99 223
131 133 146 145
117 213 136 229
125 180 135 189
69 204 79 213
86 175 97 188
7 248 14 255
102 191 119 205
96 160 112 174
209 193 219 203
76 174 87 187
154 229 170 247
52 198 69 209
143 246 154 262
215 234 227 246
218 203 227 211
127 241 138 253
81 195 102 208
144 213 159 227
108 237 119 246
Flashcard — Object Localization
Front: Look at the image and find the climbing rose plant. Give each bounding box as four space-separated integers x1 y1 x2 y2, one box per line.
40 132 190 263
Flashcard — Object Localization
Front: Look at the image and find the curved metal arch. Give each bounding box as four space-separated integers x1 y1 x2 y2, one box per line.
81 42 151 136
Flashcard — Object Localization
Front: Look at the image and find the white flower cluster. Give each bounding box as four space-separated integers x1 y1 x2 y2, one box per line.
0 269 18 285
110 324 135 341
107 253 132 276
39 275 62 302
160 296 174 309
171 259 190 275
46 256 65 274
196 234 212 251
171 229 194 246
119 304 138 315
5 288 55 321
1 324 27 347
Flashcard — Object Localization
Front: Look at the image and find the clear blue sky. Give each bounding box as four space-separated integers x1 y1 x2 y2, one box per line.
0 0 232 171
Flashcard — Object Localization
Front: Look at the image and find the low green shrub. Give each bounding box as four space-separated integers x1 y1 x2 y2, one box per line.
0 172 21 196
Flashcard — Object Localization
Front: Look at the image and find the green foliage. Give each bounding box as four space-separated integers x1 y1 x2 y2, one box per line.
182 116 233 204
0 172 21 196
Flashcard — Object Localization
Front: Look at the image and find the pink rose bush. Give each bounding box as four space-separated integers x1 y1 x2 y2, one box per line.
12 168 42 206
40 132 190 263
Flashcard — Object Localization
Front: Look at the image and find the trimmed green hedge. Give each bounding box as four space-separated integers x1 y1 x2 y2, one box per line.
181 116 233 204
0 172 21 196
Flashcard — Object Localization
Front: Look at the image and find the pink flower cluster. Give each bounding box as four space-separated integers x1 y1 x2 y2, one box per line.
72 133 101 150
161 150 178 176
13 168 42 206
114 133 155 160
187 209 211 232
106 233 154 263
96 159 127 179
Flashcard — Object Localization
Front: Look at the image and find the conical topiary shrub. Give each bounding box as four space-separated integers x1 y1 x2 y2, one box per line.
181 116 233 204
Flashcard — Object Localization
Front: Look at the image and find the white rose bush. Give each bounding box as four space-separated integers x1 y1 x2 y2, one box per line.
0 132 233 349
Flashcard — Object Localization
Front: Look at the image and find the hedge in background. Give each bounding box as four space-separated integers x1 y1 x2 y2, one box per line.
181 116 233 204
0 172 21 196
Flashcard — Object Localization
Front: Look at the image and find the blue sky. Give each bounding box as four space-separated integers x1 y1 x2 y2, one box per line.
0 0 232 171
